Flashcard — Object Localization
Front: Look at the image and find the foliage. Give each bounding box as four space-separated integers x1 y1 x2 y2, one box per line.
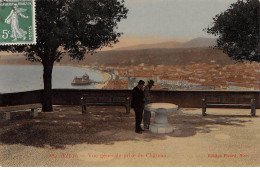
0 0 128 63
205 0 259 62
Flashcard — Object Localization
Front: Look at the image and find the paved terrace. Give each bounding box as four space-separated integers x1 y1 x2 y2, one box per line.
0 106 259 167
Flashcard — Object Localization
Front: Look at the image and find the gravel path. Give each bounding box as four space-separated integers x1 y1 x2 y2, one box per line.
0 106 259 166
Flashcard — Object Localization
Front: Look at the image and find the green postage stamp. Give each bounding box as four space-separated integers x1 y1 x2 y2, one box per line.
0 0 36 45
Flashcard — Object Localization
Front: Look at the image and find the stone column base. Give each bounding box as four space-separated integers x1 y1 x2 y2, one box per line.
149 123 173 134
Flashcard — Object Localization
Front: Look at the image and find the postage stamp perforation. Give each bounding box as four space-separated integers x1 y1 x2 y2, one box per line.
32 0 36 45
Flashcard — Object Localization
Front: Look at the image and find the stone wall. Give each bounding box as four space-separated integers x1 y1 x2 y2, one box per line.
1 89 260 108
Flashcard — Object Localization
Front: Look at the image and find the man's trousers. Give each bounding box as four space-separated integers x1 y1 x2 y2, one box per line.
143 109 151 127
134 106 143 132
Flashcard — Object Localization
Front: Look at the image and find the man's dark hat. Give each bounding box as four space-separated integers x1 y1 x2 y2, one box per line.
138 80 145 85
148 80 154 86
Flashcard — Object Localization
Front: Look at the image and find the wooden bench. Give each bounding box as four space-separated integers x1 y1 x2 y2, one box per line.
81 95 130 114
0 103 42 120
202 95 256 116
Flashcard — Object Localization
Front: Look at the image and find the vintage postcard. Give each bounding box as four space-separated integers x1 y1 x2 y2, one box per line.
0 0 259 167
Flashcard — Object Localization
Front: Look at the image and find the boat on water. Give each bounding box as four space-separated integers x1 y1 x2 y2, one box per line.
71 73 94 86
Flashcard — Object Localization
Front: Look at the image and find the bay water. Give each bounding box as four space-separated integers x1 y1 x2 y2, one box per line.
0 65 103 93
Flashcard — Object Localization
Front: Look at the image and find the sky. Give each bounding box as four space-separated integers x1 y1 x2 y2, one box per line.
105 0 238 50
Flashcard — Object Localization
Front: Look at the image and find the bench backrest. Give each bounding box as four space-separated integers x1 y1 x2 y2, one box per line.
204 95 254 104
82 95 129 103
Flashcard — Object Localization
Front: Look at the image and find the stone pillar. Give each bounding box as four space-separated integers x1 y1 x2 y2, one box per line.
31 109 38 117
5 112 11 120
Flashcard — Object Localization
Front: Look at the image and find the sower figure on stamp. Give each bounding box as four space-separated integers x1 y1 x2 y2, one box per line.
5 4 29 41
131 80 145 134
143 80 154 130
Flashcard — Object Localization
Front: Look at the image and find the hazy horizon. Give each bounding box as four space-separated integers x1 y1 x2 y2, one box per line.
102 0 237 50
0 0 238 52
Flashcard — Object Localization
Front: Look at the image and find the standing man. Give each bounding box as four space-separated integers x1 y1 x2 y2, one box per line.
143 80 154 130
131 80 145 134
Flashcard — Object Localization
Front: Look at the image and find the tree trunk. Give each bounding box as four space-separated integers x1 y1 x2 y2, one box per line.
42 61 54 112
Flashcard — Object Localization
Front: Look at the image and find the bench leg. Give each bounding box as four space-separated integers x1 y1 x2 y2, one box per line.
82 105 86 114
251 107 255 117
4 112 11 120
202 99 207 116
202 107 207 116
31 109 38 118
251 99 256 116
251 109 256 116
126 105 130 114
251 105 256 116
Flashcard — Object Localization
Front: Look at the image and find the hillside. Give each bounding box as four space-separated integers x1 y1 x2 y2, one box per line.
0 37 232 67
113 37 217 50
115 41 182 50
178 37 217 48
61 47 235 66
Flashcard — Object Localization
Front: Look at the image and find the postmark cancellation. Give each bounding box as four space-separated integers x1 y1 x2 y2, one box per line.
0 0 36 45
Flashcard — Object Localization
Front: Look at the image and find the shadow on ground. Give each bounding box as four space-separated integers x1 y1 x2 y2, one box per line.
0 106 257 149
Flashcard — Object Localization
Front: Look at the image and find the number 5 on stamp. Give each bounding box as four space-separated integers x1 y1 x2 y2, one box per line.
0 0 36 45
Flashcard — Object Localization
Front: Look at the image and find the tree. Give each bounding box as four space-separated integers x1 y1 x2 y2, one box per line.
205 0 259 63
0 0 128 111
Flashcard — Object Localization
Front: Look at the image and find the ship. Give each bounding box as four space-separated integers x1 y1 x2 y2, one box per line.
71 73 94 86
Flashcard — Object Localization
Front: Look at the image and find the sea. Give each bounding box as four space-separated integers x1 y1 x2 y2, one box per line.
0 65 103 93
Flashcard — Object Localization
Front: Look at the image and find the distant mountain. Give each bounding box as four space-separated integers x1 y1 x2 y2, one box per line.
115 41 182 50
1 47 235 66
114 37 217 51
178 37 217 48
1 37 228 67
60 47 234 66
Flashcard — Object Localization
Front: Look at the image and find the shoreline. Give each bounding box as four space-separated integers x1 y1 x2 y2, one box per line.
55 64 114 89
0 64 114 90
80 66 113 89
0 63 259 91
56 64 115 89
